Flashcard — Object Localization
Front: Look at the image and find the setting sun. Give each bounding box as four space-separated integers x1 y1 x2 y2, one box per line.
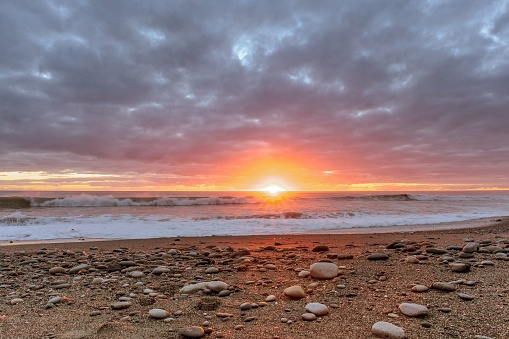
260 184 287 195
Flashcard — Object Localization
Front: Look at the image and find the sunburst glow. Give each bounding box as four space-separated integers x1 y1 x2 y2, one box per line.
259 184 287 195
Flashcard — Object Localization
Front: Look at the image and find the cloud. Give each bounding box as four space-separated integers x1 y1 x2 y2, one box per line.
1 0 508 189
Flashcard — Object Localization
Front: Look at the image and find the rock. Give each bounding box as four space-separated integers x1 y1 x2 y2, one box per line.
48 296 62 304
411 285 429 293
10 298 23 305
399 303 429 317
426 248 448 254
266 295 276 302
129 271 145 278
177 326 205 338
298 270 310 278
312 245 329 252
449 262 470 273
205 267 219 274
179 281 228 295
240 302 252 311
111 301 132 310
283 285 306 299
372 321 406 338
368 253 389 260
69 264 90 274
405 256 419 264
49 267 67 275
309 262 339 279
458 293 475 301
206 281 229 292
337 254 354 260
462 242 479 253
302 313 317 321
432 282 456 292
149 308 169 319
305 303 329 316
152 267 172 275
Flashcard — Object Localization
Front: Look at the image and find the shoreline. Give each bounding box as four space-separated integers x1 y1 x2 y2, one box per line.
1 215 507 248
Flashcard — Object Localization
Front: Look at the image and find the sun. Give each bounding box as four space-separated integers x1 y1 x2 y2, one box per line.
259 184 287 195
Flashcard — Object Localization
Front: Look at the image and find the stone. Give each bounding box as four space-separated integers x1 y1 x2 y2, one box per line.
283 285 306 299
458 293 475 301
309 262 339 279
368 253 389 260
111 302 132 310
152 267 172 275
177 326 205 338
432 282 456 292
462 242 479 253
371 321 406 339
411 285 429 293
205 267 219 274
305 303 329 316
129 271 145 278
426 248 448 254
405 256 419 264
266 295 276 302
49 267 67 275
312 245 329 252
301 313 317 321
450 262 470 273
240 302 252 311
298 270 311 278
149 308 169 319
206 281 229 292
399 303 429 317
69 264 90 274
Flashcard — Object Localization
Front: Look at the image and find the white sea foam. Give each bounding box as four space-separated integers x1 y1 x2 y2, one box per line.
0 210 506 241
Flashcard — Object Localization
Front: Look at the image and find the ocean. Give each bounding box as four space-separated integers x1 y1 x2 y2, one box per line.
1 191 508 242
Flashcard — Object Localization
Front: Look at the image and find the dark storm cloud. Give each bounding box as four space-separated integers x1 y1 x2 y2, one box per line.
1 0 508 187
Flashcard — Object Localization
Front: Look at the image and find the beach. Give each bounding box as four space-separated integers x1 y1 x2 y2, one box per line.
1 217 508 339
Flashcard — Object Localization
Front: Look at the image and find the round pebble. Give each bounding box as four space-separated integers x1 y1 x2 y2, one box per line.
283 285 306 299
305 302 329 316
149 308 169 319
399 303 428 317
372 321 406 339
177 326 205 338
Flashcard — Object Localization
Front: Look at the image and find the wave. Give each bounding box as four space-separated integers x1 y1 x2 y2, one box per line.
326 194 417 201
325 193 509 202
0 195 259 208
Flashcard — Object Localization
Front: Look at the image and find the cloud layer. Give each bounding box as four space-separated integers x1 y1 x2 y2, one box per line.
1 0 508 190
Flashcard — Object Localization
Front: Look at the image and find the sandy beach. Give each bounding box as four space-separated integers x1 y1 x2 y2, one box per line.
1 217 509 339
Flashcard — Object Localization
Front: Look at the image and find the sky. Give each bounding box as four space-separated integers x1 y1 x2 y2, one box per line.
1 0 508 191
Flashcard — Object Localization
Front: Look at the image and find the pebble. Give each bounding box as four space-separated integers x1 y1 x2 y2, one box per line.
371 321 406 339
69 264 90 274
449 262 470 273
205 267 219 274
302 313 317 321
309 262 339 279
265 295 276 302
10 298 23 305
129 271 145 278
283 285 306 299
298 270 311 278
405 256 419 264
149 308 170 319
458 293 475 301
49 267 67 275
462 242 479 253
240 302 252 311
368 253 389 260
111 301 132 310
312 245 329 252
432 282 457 292
411 285 429 293
177 326 205 338
305 303 329 316
399 303 429 317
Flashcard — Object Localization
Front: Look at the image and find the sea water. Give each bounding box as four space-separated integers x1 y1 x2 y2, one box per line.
0 191 508 241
